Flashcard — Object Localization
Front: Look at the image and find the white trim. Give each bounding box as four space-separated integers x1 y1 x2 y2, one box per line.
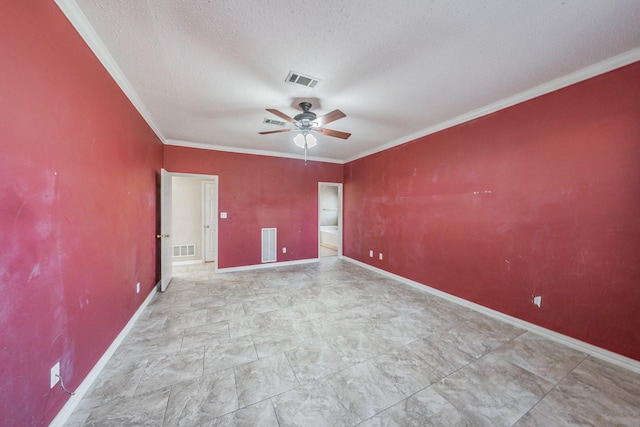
49 283 159 427
202 180 219 264
165 139 344 164
53 0 166 144
343 256 640 375
318 182 344 258
344 48 640 163
172 259 204 266
53 0 640 165
217 258 318 274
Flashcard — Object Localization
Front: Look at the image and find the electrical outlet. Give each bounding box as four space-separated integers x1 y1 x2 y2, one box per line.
282 247 287 254
379 253 383 260
533 295 542 308
50 362 60 388
369 250 373 257
136 282 140 294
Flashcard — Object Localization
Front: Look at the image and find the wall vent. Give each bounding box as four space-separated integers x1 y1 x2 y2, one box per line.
261 228 277 263
285 70 321 89
172 244 195 257
263 118 287 126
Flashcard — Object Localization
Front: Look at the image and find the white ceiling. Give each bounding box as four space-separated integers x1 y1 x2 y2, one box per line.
57 0 640 163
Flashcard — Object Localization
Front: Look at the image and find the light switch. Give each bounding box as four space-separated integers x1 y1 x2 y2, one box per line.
220 212 227 219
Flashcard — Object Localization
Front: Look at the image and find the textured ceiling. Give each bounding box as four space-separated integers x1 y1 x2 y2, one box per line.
57 0 640 163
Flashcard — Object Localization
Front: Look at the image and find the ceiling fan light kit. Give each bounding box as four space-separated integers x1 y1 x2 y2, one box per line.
293 132 317 149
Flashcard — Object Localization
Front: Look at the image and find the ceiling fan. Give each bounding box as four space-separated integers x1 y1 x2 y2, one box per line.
259 102 351 148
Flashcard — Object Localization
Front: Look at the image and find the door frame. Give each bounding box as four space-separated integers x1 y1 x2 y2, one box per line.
318 182 343 258
159 168 173 292
202 179 218 263
162 172 220 277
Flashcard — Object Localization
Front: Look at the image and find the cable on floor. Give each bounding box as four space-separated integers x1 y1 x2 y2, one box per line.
56 374 76 395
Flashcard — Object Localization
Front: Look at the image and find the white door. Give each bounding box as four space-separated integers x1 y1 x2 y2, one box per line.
159 168 173 292
203 179 218 263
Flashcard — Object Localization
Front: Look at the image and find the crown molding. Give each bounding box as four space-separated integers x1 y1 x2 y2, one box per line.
54 0 167 143
345 48 640 163
165 139 344 164
53 0 640 165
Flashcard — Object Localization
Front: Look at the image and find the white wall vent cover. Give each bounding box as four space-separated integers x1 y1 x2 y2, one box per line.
261 228 277 263
285 71 321 89
173 244 195 257
263 118 287 126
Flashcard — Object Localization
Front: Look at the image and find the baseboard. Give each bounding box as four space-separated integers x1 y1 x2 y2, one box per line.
217 258 319 273
49 283 159 427
172 259 204 266
343 257 640 374
320 243 338 250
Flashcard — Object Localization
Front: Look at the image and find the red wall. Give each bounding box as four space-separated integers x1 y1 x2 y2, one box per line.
1 3 637 425
164 146 343 268
0 1 163 425
344 62 640 361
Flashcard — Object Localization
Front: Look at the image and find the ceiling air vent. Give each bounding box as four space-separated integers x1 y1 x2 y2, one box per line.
263 118 287 126
285 71 321 89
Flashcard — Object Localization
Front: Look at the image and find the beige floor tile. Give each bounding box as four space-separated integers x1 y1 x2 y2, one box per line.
234 353 300 407
63 259 640 426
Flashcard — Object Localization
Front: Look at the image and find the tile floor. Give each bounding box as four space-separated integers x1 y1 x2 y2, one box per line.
319 245 338 257
65 258 640 426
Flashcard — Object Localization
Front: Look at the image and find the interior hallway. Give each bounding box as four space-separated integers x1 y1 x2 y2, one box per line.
64 258 640 426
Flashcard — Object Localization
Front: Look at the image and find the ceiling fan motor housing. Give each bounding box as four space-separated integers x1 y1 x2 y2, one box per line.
294 102 317 124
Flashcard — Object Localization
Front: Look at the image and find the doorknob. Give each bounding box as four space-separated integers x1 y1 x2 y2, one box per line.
156 234 170 238
205 225 210 228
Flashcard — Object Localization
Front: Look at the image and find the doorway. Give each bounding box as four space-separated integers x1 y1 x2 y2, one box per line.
318 182 342 258
168 173 219 271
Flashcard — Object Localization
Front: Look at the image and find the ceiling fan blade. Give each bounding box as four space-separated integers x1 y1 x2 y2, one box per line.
259 129 292 135
320 128 351 139
266 109 296 124
316 109 346 126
